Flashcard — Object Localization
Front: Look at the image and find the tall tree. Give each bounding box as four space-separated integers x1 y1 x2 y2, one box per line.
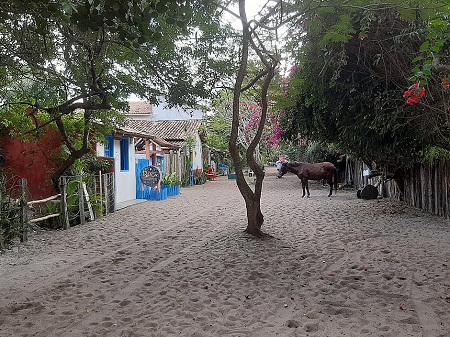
217 0 280 236
0 0 235 188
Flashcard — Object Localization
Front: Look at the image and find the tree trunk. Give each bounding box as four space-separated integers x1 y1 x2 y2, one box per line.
51 147 90 191
51 111 92 191
229 0 278 237
244 195 265 236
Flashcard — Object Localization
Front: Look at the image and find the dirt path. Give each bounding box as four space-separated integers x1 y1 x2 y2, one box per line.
1 167 449 337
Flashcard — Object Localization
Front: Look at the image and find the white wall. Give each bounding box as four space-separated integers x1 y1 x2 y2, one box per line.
96 137 137 206
129 114 153 121
192 133 203 171
114 138 136 204
151 98 203 121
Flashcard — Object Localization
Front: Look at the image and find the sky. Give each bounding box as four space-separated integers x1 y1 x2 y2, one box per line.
225 0 291 75
226 0 275 28
130 1 287 102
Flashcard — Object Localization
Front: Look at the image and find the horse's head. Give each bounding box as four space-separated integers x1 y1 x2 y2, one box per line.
277 162 288 178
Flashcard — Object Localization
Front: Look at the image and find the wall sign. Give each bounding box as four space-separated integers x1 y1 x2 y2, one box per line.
140 165 161 188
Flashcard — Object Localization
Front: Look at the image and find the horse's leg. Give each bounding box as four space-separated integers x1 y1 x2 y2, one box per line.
327 172 333 197
304 179 310 198
300 177 306 197
328 179 333 197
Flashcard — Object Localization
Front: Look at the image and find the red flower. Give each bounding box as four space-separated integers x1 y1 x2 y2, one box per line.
406 96 420 105
418 87 426 97
403 89 414 98
404 83 426 105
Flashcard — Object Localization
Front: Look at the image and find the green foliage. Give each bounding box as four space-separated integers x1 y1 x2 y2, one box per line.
0 173 23 249
163 172 179 186
0 0 195 45
0 0 235 187
321 14 356 46
194 171 206 185
279 1 450 170
282 141 340 164
423 146 450 164
82 154 112 174
181 171 191 187
38 201 61 229
409 18 449 86
0 198 22 249
205 112 232 152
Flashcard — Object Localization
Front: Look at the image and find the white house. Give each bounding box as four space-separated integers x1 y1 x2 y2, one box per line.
96 126 156 208
126 101 206 177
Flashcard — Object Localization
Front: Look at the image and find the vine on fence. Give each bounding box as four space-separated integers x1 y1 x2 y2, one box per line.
0 173 25 249
0 172 115 251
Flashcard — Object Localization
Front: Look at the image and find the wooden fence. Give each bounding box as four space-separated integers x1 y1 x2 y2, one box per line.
386 162 450 218
348 159 450 219
1 173 115 244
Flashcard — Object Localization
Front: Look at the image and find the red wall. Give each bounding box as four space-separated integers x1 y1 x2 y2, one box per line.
1 128 62 199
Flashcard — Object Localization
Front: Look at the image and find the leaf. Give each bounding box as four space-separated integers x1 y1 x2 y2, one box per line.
431 44 442 53
419 41 430 52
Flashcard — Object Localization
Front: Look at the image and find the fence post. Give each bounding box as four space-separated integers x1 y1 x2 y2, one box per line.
97 171 103 217
102 173 109 215
20 178 28 242
110 173 115 213
60 177 70 229
78 177 85 225
0 188 2 225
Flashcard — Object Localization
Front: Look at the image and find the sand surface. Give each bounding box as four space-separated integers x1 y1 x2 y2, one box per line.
0 166 449 337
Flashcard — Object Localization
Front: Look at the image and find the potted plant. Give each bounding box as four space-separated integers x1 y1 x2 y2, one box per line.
162 172 180 197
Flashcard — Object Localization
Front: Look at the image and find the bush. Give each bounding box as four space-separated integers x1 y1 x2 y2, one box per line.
0 197 22 249
83 154 112 173
163 172 179 186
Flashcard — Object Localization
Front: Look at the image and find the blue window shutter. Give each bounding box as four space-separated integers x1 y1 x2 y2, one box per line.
120 138 129 171
104 136 114 158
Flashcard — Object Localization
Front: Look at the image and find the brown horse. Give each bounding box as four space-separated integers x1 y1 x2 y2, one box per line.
277 162 338 197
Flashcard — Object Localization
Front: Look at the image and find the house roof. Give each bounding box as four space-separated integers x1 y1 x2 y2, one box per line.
153 136 180 149
112 125 155 140
126 120 203 146
127 101 152 115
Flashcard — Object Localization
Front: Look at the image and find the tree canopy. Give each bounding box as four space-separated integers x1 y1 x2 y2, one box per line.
0 0 237 186
277 0 450 169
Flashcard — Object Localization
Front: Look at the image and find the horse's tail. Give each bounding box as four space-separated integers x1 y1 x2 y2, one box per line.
334 168 338 192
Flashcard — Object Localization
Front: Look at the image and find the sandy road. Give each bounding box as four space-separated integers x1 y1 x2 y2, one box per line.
0 167 449 337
